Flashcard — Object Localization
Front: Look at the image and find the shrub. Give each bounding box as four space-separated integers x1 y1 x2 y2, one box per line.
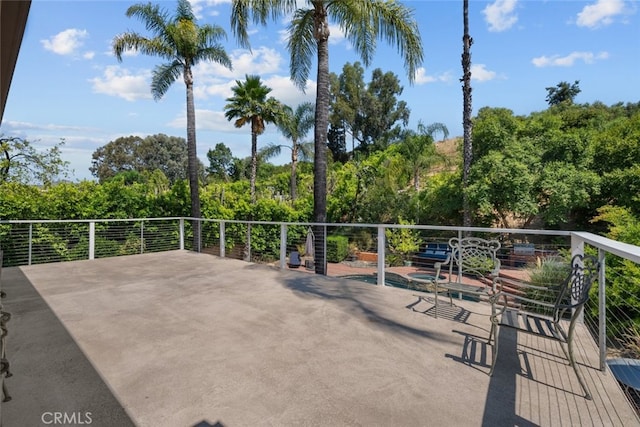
327 235 349 263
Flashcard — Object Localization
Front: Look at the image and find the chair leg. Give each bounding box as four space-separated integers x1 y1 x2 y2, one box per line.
434 287 439 318
566 321 592 400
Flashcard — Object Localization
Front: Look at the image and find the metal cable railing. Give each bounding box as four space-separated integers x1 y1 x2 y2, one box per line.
1 217 639 413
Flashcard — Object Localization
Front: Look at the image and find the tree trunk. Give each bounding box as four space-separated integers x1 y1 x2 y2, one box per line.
291 141 298 201
185 66 201 251
246 125 258 262
313 3 330 275
461 0 473 229
250 128 258 203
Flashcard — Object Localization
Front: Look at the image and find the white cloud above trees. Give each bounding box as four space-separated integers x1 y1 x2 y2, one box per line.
89 66 153 101
532 51 609 67
576 0 628 28
41 29 90 56
483 0 519 32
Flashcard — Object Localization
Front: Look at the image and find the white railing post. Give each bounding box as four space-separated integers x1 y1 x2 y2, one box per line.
377 226 385 286
89 221 95 260
28 223 32 265
179 218 185 250
219 221 226 258
140 221 144 254
598 248 607 371
280 224 287 269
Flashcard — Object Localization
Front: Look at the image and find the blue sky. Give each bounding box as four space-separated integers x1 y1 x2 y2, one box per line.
2 0 639 181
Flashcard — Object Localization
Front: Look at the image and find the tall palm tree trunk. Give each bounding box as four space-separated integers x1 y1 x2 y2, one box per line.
462 0 473 229
185 66 201 250
250 131 258 203
245 130 258 262
313 11 330 275
291 143 298 201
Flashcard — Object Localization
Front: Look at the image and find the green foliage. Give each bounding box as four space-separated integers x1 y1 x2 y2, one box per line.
385 219 420 265
90 134 201 184
590 206 640 336
545 80 581 106
206 143 235 182
326 235 349 263
0 136 69 185
526 256 571 313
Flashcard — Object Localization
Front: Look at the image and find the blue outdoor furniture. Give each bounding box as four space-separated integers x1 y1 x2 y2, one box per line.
412 242 452 266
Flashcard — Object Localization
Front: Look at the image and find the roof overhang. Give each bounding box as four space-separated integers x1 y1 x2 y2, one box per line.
1 0 31 125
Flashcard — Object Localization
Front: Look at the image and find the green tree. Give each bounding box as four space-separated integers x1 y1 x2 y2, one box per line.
231 0 423 274
206 143 235 182
113 0 232 250
262 102 315 201
224 75 284 203
0 136 69 185
90 135 143 181
359 68 410 152
91 134 200 184
329 62 365 155
329 63 411 155
546 80 581 106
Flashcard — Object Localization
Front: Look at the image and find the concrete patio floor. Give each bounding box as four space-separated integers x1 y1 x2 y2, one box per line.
1 250 638 427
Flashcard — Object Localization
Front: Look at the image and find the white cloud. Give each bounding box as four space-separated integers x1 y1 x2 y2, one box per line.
194 46 288 100
532 51 609 67
169 109 235 133
328 24 347 46
89 66 153 101
188 0 230 19
471 64 499 82
483 0 519 32
1 120 97 133
41 29 89 56
414 68 453 85
262 75 316 106
576 0 626 28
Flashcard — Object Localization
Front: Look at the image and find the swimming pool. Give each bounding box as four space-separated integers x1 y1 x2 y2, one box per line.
341 272 444 291
341 272 477 301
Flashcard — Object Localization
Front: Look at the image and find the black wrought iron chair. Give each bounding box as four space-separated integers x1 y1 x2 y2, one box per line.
488 253 599 400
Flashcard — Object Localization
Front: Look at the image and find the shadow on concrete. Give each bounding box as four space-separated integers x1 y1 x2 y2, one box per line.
192 420 226 427
445 327 539 426
1 267 135 427
280 274 452 343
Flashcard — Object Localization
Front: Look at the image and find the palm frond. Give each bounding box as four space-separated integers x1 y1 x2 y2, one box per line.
113 33 174 62
126 2 168 37
298 141 314 161
231 0 298 49
287 8 316 91
175 0 195 22
259 143 283 161
328 0 423 84
151 61 183 100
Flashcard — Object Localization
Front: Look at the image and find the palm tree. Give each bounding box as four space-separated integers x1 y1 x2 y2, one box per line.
262 102 315 201
224 74 284 203
462 0 473 228
113 0 232 251
231 0 423 274
400 122 449 191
